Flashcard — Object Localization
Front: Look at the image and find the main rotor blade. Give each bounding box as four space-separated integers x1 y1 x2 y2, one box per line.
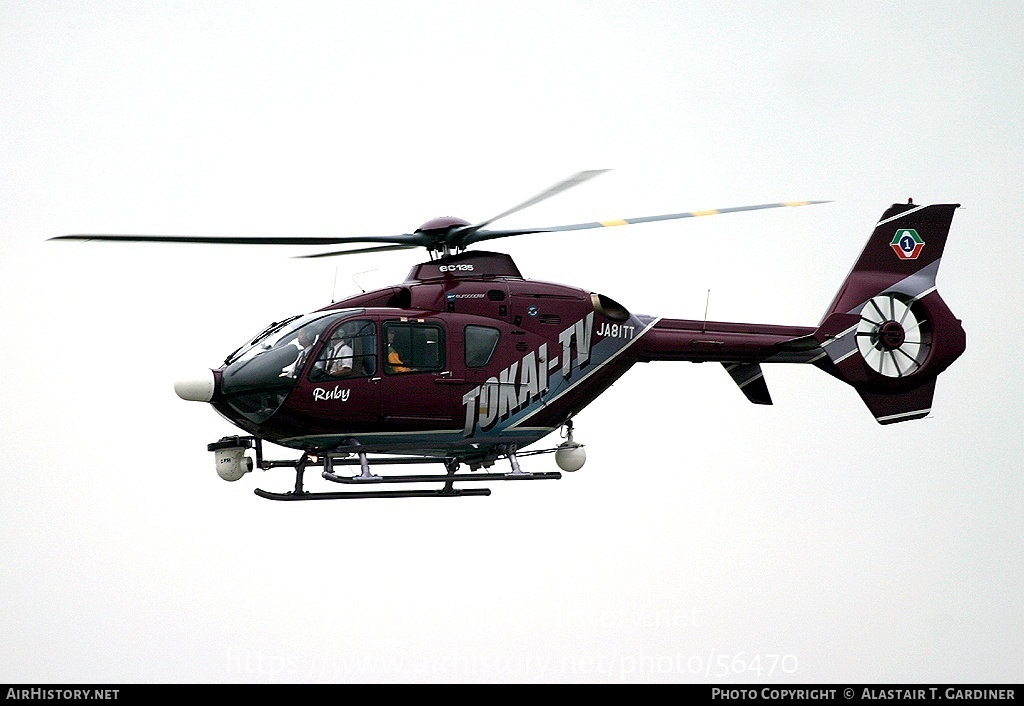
455 169 610 242
294 244 420 259
50 233 425 246
460 200 831 247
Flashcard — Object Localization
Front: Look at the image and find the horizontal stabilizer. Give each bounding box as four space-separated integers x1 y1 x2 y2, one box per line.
857 379 936 424
723 362 772 405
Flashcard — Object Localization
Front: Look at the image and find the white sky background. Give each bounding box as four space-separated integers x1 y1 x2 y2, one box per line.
1 0 1021 684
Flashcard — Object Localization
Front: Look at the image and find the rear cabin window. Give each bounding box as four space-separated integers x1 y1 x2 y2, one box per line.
465 325 500 368
384 322 445 374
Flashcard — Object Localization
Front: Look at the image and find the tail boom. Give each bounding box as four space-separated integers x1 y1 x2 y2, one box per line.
635 318 823 407
636 319 817 364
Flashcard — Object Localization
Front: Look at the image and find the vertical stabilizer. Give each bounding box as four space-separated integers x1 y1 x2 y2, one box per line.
814 203 965 423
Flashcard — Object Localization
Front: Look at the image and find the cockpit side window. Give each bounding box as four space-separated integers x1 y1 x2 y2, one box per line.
465 325 501 368
383 321 445 374
309 320 377 381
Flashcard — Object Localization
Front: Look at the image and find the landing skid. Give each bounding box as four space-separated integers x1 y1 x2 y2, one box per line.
254 486 492 501
217 436 562 501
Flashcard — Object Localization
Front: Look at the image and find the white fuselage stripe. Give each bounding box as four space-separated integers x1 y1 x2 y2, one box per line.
822 323 859 346
876 408 930 423
507 316 662 429
875 204 927 228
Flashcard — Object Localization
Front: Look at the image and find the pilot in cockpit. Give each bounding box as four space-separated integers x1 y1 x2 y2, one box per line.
326 334 354 377
286 328 319 377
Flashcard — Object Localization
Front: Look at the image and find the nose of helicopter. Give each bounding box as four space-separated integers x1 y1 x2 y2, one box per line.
174 370 216 402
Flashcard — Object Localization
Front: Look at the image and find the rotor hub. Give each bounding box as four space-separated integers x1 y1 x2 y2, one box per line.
875 320 906 350
416 216 471 233
856 293 931 378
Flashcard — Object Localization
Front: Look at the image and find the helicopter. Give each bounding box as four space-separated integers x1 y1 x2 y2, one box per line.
52 171 966 500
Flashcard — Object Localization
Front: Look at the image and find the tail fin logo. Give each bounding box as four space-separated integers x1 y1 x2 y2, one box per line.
891 228 925 260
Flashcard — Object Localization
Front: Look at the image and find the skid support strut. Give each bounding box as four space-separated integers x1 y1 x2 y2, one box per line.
244 444 561 501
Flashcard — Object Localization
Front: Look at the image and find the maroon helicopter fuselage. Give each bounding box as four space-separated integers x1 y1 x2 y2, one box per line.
206 200 966 462
208 250 814 459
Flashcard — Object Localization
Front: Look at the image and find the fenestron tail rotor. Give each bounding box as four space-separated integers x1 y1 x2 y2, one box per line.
855 293 932 378
49 170 829 258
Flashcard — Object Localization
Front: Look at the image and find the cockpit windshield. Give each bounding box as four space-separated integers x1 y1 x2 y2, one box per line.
218 309 364 424
225 310 363 367
221 309 363 394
